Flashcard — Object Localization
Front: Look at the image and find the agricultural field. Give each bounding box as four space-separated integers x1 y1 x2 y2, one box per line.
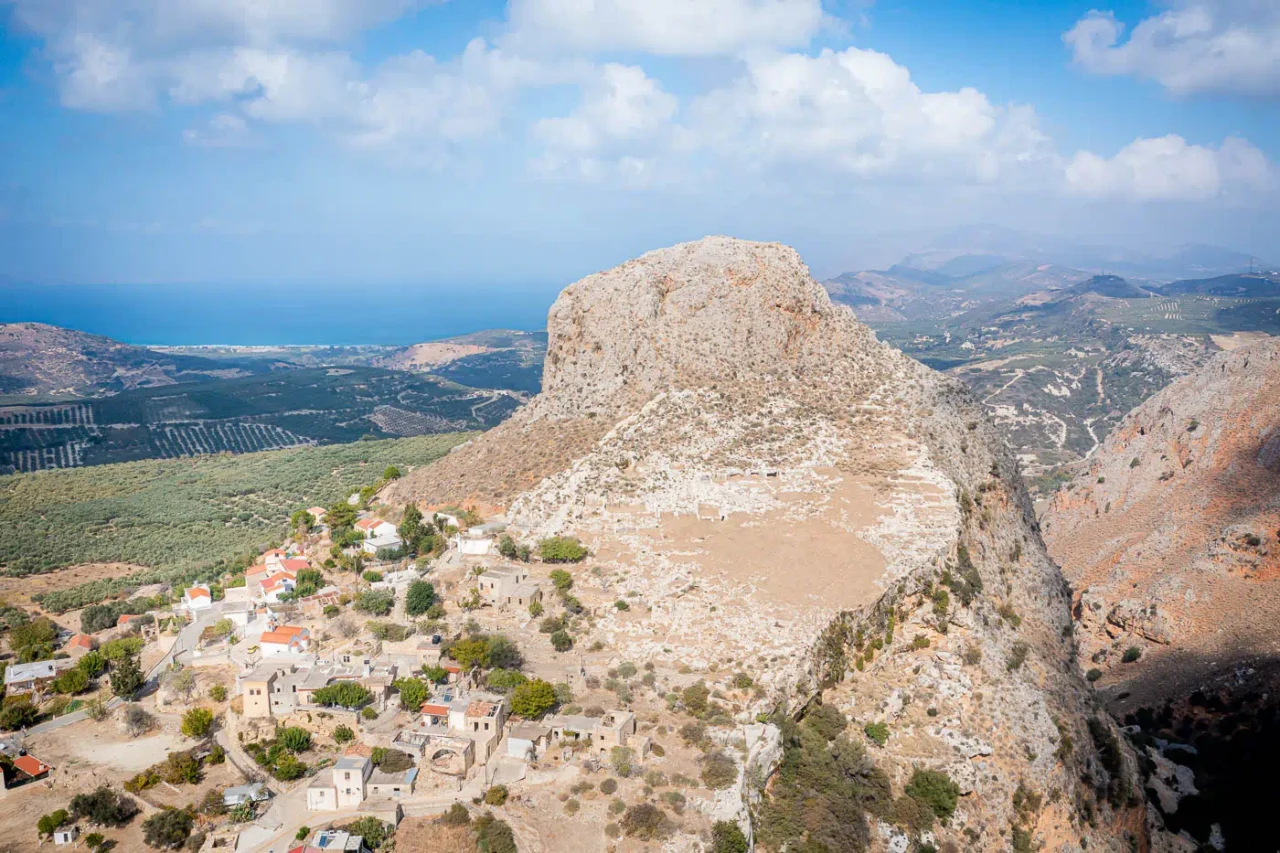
0 432 471 611
0 367 510 473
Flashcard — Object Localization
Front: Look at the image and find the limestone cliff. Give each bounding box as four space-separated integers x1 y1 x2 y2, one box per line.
1043 339 1280 705
386 238 1159 851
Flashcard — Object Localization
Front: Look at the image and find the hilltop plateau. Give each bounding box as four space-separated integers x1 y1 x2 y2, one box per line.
386 237 1162 851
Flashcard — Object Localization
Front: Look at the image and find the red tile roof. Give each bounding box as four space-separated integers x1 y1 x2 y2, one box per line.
186 586 211 600
117 614 140 624
421 703 450 716
65 634 94 650
13 755 49 777
355 518 380 531
260 630 303 646
278 559 309 572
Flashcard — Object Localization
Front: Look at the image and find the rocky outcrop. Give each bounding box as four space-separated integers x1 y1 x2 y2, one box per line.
386 237 1157 850
1043 339 1280 703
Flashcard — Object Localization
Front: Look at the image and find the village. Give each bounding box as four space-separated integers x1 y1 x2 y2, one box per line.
0 468 760 853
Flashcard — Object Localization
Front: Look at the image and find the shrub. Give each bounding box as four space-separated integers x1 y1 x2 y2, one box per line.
120 703 155 737
511 679 558 718
0 699 39 731
278 726 312 753
473 813 517 853
361 707 378 720
363 570 383 583
611 745 634 777
621 803 670 840
682 681 710 715
1122 646 1142 663
160 752 201 785
354 590 395 616
52 666 91 695
180 707 214 738
540 537 588 563
805 704 848 741
1007 641 1030 671
312 682 373 709
548 569 573 591
486 669 528 694
1086 668 1102 682
37 810 70 837
209 684 228 702
864 721 890 747
700 752 738 789
711 820 749 853
905 768 960 821
333 725 355 744
442 803 470 827
324 604 341 617
273 753 307 781
528 600 544 617
142 807 194 849
70 786 139 826
550 630 573 652
77 650 107 677
599 777 618 794
484 785 509 806
614 599 630 611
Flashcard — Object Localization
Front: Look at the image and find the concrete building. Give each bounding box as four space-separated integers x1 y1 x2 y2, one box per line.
306 755 372 812
477 566 541 608
259 626 310 656
3 661 57 699
182 585 213 612
507 723 552 760
222 782 270 807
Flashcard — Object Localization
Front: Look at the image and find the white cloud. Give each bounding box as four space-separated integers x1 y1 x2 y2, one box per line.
684 48 1057 183
1064 1 1280 96
533 64 681 184
1064 135 1273 200
505 0 825 56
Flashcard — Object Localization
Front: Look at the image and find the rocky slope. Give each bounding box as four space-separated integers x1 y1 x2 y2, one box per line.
386 238 1163 851
0 322 253 398
1043 340 1280 705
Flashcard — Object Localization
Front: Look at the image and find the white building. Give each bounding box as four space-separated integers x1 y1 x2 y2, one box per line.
358 518 404 555
307 755 372 812
182 585 213 612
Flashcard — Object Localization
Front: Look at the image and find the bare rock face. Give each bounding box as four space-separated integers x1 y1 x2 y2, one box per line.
1044 339 1280 703
386 238 1156 850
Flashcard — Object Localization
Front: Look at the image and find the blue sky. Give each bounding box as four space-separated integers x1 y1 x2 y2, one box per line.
0 0 1276 288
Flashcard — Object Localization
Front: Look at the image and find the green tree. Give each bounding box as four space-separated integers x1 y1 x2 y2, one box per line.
53 666 90 695
209 684 228 702
682 681 710 715
539 537 588 563
382 465 402 480
273 753 307 781
394 678 430 711
548 569 573 591
325 502 358 531
181 707 214 738
278 726 312 753
142 807 194 849
10 617 57 662
290 509 315 532
70 786 138 826
77 650 107 678
398 504 423 548
355 590 394 616
497 534 518 559
37 810 70 837
550 630 573 652
333 725 355 744
312 682 373 709
111 653 145 699
405 581 437 617
422 665 448 684
711 821 749 853
511 679 557 718
905 768 960 821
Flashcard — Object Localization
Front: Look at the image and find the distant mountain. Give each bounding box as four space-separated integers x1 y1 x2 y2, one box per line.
1071 275 1156 299
0 322 264 400
895 225 1268 281
1158 272 1280 297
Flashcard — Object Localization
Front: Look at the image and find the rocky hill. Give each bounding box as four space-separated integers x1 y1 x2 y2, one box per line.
386 238 1166 851
0 322 255 399
1043 340 1280 704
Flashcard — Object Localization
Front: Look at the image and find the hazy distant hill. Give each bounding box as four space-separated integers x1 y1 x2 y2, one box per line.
1071 275 1157 299
0 322 264 400
1158 271 1280 297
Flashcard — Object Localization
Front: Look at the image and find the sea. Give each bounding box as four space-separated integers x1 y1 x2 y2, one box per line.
0 281 561 346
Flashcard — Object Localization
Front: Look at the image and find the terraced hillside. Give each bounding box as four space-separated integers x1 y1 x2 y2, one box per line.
0 367 517 473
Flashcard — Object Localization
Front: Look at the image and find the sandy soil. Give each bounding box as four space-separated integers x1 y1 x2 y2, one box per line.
643 476 888 611
1210 331 1272 350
